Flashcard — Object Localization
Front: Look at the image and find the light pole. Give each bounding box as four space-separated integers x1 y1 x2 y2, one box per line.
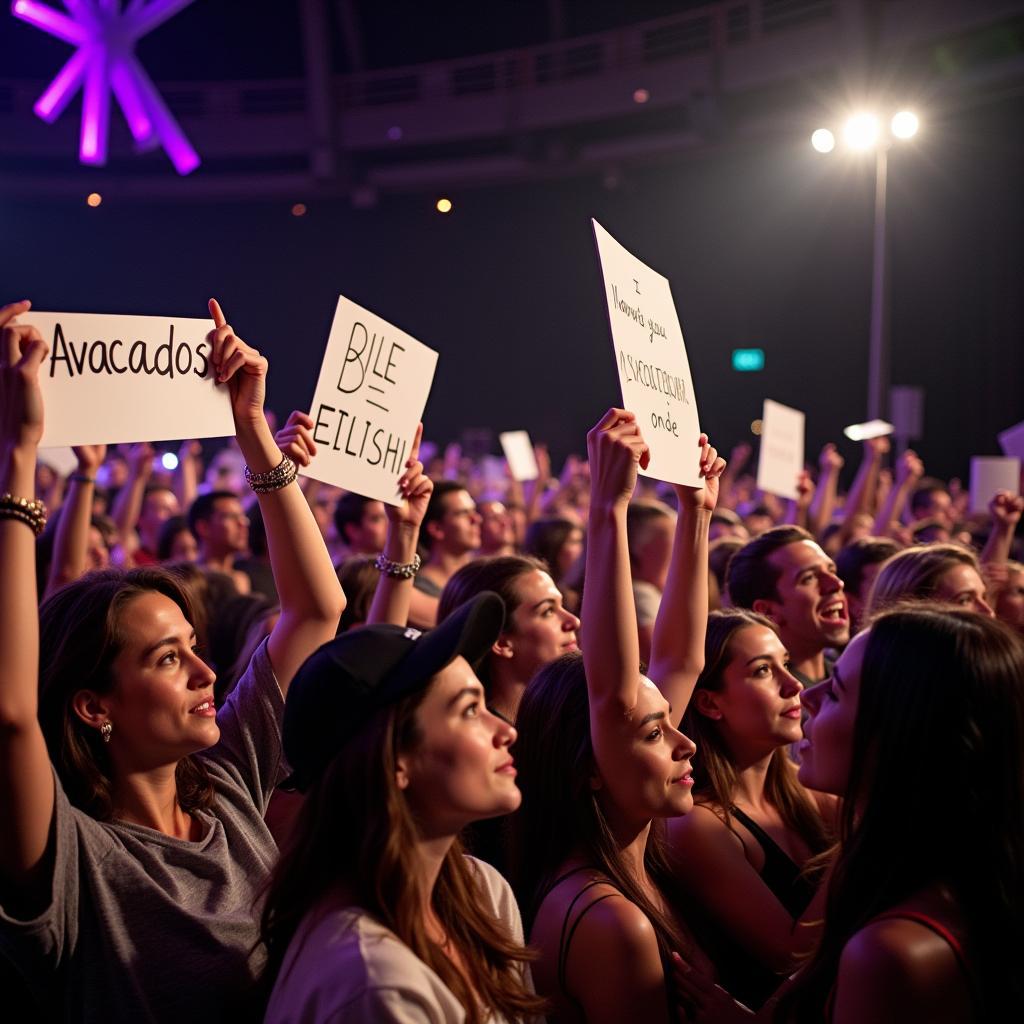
811 110 920 422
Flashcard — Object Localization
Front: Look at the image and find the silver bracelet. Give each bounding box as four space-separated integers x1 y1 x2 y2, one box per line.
374 551 422 579
244 454 298 493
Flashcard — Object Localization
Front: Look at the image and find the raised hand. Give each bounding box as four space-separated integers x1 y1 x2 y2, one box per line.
818 442 844 474
586 408 649 509
865 435 891 459
72 444 107 475
896 448 924 486
275 410 318 467
387 423 433 530
207 297 267 427
126 441 155 478
990 490 1024 531
0 300 48 451
675 433 727 513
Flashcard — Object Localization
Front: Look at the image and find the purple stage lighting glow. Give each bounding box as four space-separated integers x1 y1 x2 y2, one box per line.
12 0 201 175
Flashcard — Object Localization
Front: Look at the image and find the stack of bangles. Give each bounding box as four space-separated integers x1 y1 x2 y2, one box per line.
0 493 48 535
244 454 298 494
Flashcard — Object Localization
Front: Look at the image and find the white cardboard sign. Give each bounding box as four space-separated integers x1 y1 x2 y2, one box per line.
969 456 1020 514
997 419 1024 462
757 399 805 500
843 419 894 442
38 446 79 477
592 220 702 487
22 311 233 447
302 296 438 506
499 430 539 482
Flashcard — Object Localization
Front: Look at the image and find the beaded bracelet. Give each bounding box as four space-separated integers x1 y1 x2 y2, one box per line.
0 493 48 535
374 551 422 579
69 473 95 484
244 454 298 494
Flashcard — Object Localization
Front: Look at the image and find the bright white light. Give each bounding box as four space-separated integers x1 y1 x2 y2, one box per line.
161 452 179 470
890 110 919 139
843 113 880 151
811 128 835 153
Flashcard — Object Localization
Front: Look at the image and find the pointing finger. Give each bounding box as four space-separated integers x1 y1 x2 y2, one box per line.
208 297 227 330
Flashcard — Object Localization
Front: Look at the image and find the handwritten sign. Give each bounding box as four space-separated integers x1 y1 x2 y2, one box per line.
757 399 805 500
998 419 1024 463
969 456 1021 514
302 296 438 506
499 430 539 482
22 311 233 447
592 220 702 487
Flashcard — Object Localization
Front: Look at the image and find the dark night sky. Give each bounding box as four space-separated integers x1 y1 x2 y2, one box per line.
2 3 1022 484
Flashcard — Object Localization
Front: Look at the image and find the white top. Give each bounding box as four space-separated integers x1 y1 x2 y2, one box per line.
265 857 530 1023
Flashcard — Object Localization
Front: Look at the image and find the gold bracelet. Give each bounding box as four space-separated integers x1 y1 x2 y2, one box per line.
0 493 48 535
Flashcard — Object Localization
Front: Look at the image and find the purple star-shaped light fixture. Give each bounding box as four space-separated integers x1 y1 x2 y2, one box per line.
12 0 201 174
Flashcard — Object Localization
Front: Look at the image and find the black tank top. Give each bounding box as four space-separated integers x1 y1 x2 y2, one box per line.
683 808 816 1010
547 865 677 1018
729 806 815 918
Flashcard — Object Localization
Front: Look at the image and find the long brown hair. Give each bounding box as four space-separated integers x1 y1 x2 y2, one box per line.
259 685 544 1023
685 609 831 853
778 608 1024 1021
37 567 215 821
511 652 691 956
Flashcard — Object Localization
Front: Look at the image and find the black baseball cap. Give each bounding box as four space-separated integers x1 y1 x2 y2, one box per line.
281 591 505 792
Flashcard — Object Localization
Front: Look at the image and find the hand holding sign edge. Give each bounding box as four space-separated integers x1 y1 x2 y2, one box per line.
1 300 49 452
207 297 267 430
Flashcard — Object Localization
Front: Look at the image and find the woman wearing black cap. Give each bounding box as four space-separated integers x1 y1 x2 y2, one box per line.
259 592 544 1023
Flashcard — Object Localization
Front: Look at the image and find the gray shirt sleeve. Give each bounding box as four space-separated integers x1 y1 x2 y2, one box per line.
201 636 286 814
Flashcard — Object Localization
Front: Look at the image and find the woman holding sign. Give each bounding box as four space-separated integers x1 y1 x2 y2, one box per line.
0 298 357 1021
512 408 726 1024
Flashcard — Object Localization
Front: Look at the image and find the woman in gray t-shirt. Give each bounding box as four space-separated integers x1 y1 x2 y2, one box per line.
0 298 345 1021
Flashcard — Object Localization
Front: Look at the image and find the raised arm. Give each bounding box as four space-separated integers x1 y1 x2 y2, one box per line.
648 434 725 726
808 443 844 539
980 491 1024 567
872 449 923 538
783 470 814 531
44 444 106 597
366 425 434 627
110 441 153 550
173 438 202 510
581 408 649 716
719 442 752 511
0 300 58 892
838 437 888 544
207 299 344 694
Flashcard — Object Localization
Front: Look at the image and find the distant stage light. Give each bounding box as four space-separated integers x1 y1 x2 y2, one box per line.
436 197 453 214
890 110 919 139
633 88 650 104
843 113 880 151
387 125 403 141
86 192 102 207
811 128 835 154
750 419 763 436
161 452 179 471
291 203 307 217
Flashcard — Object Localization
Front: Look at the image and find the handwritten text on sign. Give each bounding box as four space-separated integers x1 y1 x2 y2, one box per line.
592 219 702 487
302 296 438 505
22 311 233 447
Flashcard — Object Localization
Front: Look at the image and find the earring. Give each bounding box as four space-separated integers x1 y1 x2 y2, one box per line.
100 721 112 743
